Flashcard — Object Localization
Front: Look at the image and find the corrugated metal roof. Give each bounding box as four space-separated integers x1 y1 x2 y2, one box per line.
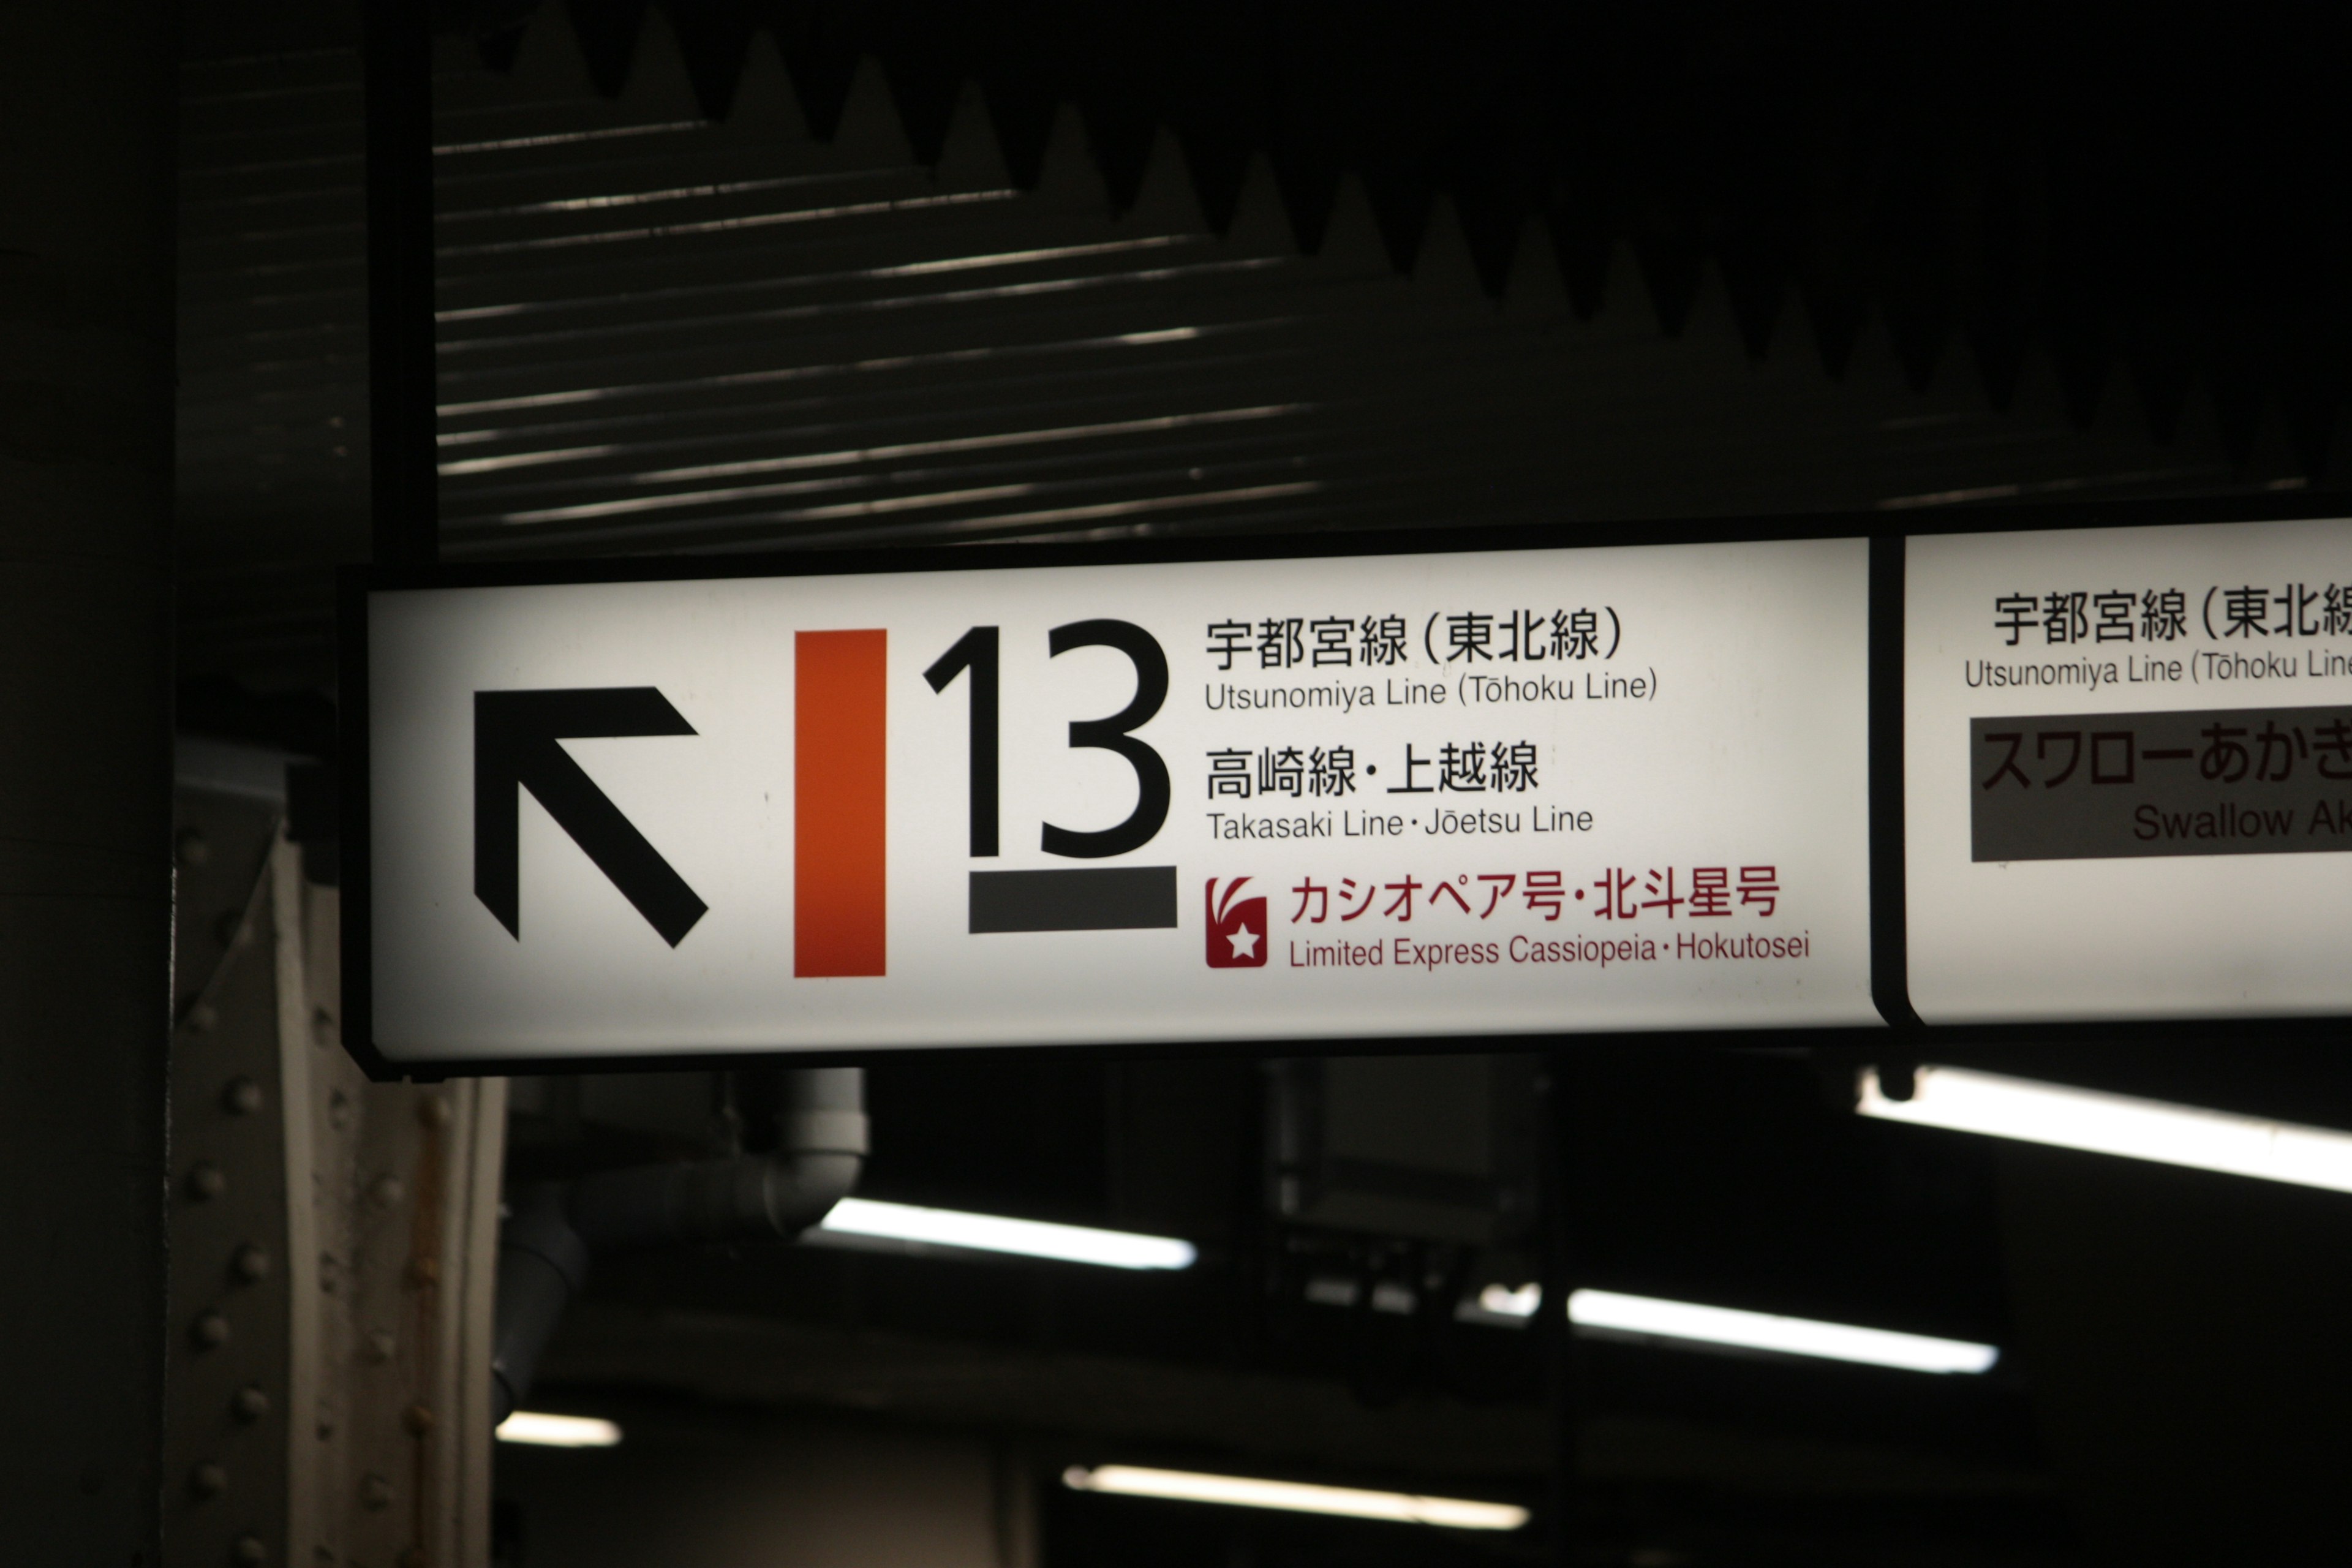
176 14 2288 687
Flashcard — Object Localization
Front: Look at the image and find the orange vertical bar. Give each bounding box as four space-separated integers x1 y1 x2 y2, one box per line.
795 629 887 977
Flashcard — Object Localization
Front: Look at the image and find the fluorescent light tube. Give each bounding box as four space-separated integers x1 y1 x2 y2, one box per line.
1570 1288 1998 1373
1061 1465 1528 1531
1471 1285 1997 1374
495 1411 622 1447
815 1197 1196 1270
1858 1066 2352 1194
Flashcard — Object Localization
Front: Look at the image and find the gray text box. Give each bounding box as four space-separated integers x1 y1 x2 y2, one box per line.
969 866 1180 932
1970 704 2352 861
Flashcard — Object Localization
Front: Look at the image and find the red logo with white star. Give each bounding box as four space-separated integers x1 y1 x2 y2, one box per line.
1205 877 1268 968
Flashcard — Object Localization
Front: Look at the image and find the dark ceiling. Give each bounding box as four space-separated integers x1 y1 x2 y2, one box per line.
176 0 2326 698
466 1 2352 472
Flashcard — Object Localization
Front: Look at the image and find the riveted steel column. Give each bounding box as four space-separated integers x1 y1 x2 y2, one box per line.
162 812 506 1568
0 1 178 1559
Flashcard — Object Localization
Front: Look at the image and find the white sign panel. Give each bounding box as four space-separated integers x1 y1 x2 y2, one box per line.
1907 515 2352 1023
360 537 1879 1065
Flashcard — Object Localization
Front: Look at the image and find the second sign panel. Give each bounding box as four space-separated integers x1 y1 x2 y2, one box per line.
1907 514 2352 1023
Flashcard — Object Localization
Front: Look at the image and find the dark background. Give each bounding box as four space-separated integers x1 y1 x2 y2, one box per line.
167 2 2352 1562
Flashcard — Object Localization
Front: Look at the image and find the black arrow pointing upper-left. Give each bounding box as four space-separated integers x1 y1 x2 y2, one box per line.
475 688 707 946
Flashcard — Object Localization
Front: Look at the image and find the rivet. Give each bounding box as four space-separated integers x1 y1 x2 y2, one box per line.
233 1385 270 1422
327 1091 353 1130
360 1471 394 1510
193 1311 230 1349
417 1094 453 1129
187 1162 227 1201
406 1256 440 1288
222 1077 262 1116
318 1253 340 1295
402 1403 435 1437
311 1008 336 1049
186 1002 219 1035
368 1175 405 1210
363 1328 395 1364
233 1534 267 1565
191 1460 227 1496
232 1244 271 1283
176 827 211 867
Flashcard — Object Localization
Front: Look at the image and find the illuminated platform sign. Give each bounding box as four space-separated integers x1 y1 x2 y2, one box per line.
348 535 1877 1070
1906 515 2352 1023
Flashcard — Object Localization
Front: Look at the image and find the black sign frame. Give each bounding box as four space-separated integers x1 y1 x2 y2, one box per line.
339 491 2352 1081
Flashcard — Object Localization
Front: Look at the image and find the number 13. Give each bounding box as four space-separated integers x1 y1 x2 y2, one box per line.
924 621 1170 859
